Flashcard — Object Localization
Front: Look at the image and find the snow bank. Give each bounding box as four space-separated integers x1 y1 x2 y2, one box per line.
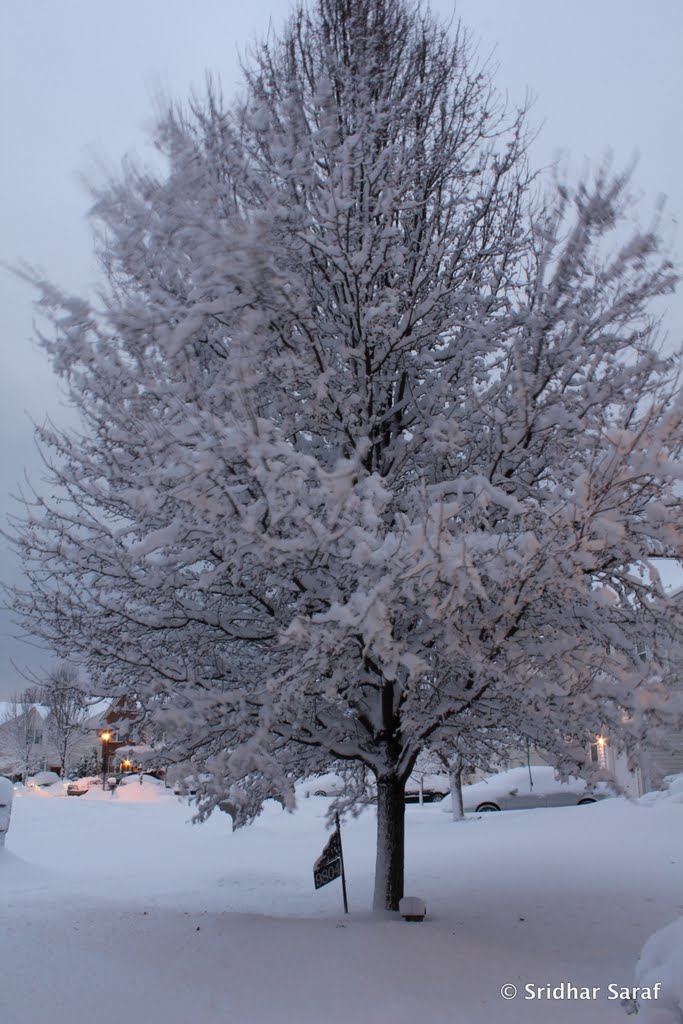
635 917 683 1022
0 776 13 845
639 773 683 807
634 777 683 1023
79 776 170 803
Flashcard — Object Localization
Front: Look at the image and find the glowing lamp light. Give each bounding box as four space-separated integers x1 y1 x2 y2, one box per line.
594 734 608 770
100 730 113 790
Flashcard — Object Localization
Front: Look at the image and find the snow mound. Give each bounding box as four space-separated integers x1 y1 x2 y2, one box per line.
636 916 683 1022
0 776 13 844
639 773 683 807
81 776 170 803
20 780 68 798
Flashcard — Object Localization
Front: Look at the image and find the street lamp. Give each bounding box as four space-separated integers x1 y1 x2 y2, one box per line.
595 734 608 770
100 731 112 790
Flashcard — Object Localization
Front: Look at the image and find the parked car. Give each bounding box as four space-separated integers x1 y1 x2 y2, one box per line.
404 772 450 803
298 772 349 798
26 771 62 790
172 772 213 796
66 776 101 796
300 770 450 803
460 766 613 813
173 781 195 796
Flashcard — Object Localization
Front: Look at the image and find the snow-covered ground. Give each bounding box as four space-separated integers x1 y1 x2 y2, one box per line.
1 778 682 1024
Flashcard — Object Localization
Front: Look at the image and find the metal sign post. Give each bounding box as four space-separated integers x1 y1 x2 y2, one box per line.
313 813 349 913
336 812 349 915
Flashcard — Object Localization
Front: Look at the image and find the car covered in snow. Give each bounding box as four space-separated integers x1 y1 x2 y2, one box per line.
26 771 63 790
461 765 613 813
404 772 450 803
171 772 214 796
173 777 198 796
298 772 349 798
66 776 101 796
299 769 450 802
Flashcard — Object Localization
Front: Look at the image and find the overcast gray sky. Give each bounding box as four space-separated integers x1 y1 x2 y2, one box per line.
1 0 682 698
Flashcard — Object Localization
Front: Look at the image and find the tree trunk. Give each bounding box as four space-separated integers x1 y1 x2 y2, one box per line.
373 775 406 912
450 756 465 821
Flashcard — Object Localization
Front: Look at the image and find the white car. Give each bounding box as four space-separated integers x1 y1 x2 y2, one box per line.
172 772 213 796
26 771 62 790
300 770 450 803
404 772 450 803
461 766 612 813
298 772 348 798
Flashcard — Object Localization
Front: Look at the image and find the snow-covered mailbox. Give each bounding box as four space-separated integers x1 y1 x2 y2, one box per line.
0 777 13 848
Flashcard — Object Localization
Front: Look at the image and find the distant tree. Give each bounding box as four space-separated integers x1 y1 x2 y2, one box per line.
408 748 444 805
9 0 683 910
0 692 42 782
73 750 99 779
426 720 526 820
20 685 43 704
38 665 89 778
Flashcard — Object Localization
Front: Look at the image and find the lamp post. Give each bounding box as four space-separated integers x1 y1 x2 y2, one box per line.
100 731 112 790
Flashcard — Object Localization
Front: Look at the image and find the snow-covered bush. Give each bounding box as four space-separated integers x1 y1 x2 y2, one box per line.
636 916 683 1022
639 773 683 807
0 777 14 847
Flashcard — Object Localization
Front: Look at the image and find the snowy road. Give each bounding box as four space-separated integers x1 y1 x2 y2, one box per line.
1 782 680 1023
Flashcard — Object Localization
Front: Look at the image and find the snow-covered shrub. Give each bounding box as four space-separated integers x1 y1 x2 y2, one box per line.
0 777 14 847
636 916 683 1022
639 773 683 807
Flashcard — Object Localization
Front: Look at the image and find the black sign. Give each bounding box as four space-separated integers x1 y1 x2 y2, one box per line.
314 856 341 889
313 829 342 890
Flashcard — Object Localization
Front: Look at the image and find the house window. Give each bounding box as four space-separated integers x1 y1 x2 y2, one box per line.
590 735 608 769
636 641 649 663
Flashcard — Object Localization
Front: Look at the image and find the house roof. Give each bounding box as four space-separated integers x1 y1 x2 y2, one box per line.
84 699 113 720
649 559 683 599
0 698 113 729
0 702 50 721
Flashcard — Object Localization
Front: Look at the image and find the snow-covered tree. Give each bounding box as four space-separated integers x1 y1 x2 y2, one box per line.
8 0 683 909
0 693 43 782
38 665 89 778
73 750 99 780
